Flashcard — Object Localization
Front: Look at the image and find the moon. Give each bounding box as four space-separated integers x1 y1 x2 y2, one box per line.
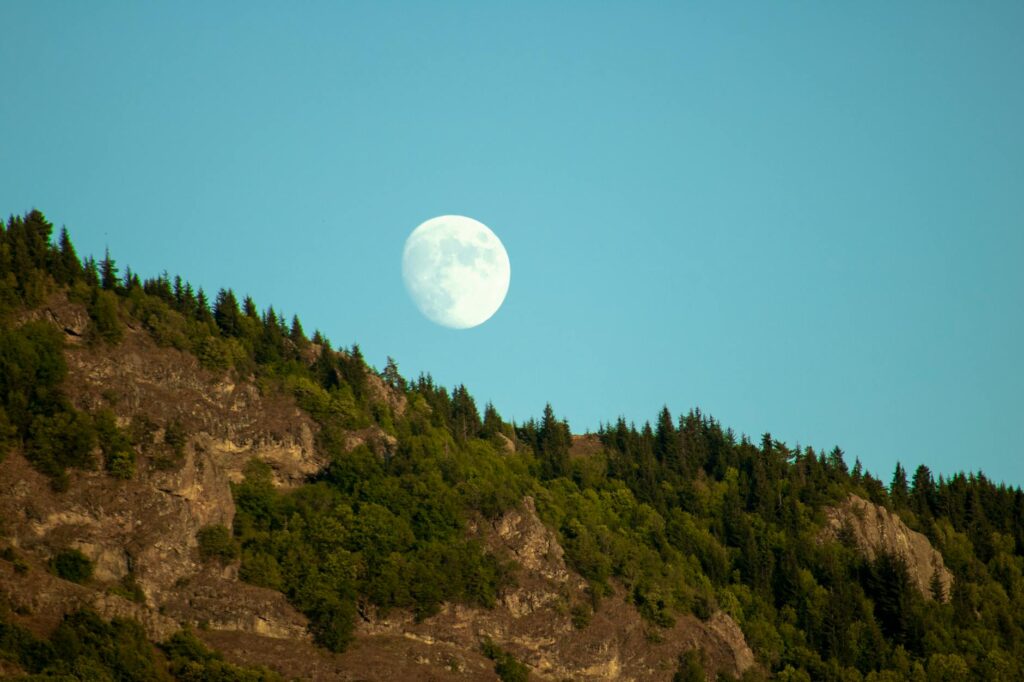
402 215 511 329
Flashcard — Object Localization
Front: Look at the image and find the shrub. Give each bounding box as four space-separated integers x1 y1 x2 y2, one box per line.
51 548 93 583
95 409 135 479
196 525 239 565
88 289 123 344
481 638 529 682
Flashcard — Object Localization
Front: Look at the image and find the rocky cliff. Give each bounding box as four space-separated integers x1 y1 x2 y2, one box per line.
345 497 755 681
822 493 954 600
0 296 756 681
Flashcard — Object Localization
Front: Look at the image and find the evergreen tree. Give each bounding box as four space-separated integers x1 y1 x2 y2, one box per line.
100 248 119 291
654 406 681 472
538 403 571 480
194 287 213 323
213 288 242 337
891 462 909 509
481 402 504 439
55 227 82 284
243 295 259 320
911 465 935 519
289 314 306 345
381 356 405 391
450 385 481 441
82 256 100 287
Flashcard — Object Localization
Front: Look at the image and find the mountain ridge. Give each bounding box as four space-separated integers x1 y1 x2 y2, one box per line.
2 210 1023 681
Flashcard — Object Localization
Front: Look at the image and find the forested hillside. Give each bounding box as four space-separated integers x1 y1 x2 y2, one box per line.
2 210 1023 681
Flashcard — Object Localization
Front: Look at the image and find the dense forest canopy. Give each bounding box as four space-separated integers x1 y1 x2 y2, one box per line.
2 210 1024 681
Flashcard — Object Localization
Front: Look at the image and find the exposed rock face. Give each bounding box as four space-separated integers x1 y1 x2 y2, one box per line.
0 552 181 641
160 570 310 641
17 296 90 340
354 497 756 682
0 298 320 644
823 493 954 600
363 371 408 418
0 298 756 681
63 323 324 488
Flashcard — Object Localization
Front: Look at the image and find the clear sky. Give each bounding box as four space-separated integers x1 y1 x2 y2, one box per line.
2 2 1022 486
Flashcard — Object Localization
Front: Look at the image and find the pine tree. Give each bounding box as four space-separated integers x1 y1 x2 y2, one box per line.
827 446 849 478
55 227 82 284
654 406 681 473
289 315 306 345
481 402 504 439
213 289 242 337
195 288 213 322
450 385 481 441
381 356 405 391
538 403 571 480
100 248 119 291
911 465 935 519
243 295 259 320
929 563 946 602
891 462 909 508
82 256 100 287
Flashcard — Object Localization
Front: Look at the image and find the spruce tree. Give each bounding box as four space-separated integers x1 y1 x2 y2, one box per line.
100 248 119 291
55 227 82 284
213 289 242 337
289 315 306 344
654 406 681 472
891 462 909 508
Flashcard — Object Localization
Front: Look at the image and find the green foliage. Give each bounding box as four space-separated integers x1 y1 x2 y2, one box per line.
89 289 123 344
161 629 284 681
95 409 136 479
673 648 708 682
1 546 30 575
232 440 520 650
0 318 99 485
108 574 147 604
6 213 1024 679
196 525 239 566
50 549 93 584
0 608 280 681
480 638 530 682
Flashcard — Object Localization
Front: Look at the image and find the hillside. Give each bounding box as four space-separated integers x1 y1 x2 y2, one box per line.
1 210 1023 681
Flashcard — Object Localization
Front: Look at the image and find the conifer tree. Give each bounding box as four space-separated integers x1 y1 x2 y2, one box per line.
482 402 504 439
911 465 935 518
195 288 213 322
213 289 242 337
450 385 481 441
289 315 306 344
852 457 864 484
100 248 119 291
891 462 909 508
82 256 100 288
538 403 571 480
243 295 259 320
655 406 682 473
381 356 405 391
55 227 82 284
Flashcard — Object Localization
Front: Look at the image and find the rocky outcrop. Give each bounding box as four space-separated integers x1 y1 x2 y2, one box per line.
353 497 756 681
63 318 324 488
160 570 310 641
822 494 954 600
0 551 181 641
17 295 90 340
1 297 755 681
0 297 323 645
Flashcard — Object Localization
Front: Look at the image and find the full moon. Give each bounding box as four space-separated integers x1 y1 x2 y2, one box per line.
402 215 511 329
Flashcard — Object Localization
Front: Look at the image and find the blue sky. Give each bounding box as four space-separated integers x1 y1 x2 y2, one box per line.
2 2 1022 486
